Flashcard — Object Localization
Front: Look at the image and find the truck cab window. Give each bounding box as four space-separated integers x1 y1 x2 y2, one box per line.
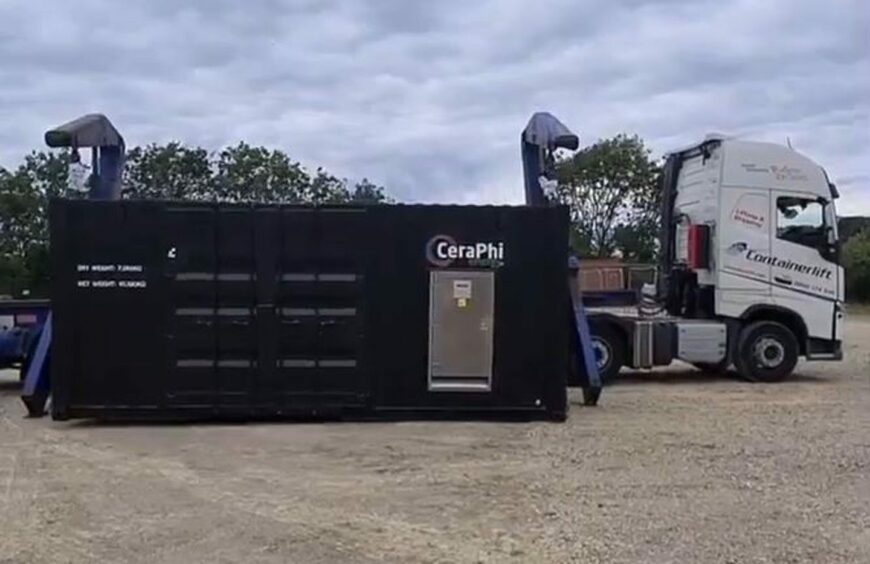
776 196 826 250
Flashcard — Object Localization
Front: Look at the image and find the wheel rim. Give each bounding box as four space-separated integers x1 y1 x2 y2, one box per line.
592 338 611 371
753 336 785 368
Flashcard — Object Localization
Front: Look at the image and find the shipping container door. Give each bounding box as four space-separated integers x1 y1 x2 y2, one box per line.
315 209 367 399
253 207 280 409
276 208 369 407
215 208 257 410
60 202 165 410
277 209 320 403
165 207 216 408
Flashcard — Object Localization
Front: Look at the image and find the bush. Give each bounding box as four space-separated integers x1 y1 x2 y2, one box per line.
843 229 870 302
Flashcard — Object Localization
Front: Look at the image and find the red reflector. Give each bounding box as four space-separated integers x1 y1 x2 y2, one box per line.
687 225 710 269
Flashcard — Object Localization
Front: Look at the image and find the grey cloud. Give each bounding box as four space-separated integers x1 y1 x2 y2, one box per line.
839 174 870 187
0 0 868 212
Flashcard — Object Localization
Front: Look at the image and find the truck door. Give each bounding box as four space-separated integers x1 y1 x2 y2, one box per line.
718 189 773 308
769 193 838 340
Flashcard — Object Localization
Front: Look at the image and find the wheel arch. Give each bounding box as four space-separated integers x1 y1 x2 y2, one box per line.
740 305 808 355
587 313 631 349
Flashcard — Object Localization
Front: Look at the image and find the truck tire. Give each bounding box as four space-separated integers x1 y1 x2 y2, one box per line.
734 321 799 382
589 323 625 385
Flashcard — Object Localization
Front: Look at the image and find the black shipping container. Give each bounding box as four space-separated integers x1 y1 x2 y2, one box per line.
49 199 570 421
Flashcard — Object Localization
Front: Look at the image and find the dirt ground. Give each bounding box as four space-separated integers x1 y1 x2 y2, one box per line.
1 319 868 564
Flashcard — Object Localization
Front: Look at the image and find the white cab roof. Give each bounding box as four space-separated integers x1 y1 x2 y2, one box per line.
668 134 832 199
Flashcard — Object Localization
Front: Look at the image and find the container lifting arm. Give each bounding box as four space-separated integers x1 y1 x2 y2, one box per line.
521 112 579 206
44 113 126 200
521 112 601 405
21 114 126 416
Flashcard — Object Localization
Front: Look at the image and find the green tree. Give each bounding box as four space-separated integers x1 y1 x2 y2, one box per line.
213 142 310 203
20 150 69 198
304 168 350 204
210 143 390 205
123 143 212 200
350 178 392 204
612 165 662 262
0 151 69 296
843 229 870 302
838 216 870 241
556 134 661 260
0 168 34 296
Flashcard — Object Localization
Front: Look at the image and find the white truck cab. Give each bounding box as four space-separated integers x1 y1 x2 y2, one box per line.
587 135 845 383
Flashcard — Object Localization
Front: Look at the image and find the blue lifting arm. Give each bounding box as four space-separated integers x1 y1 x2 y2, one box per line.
521 112 601 405
21 114 125 416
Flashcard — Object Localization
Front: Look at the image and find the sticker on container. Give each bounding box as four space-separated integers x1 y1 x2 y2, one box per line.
453 280 472 299
457 298 468 308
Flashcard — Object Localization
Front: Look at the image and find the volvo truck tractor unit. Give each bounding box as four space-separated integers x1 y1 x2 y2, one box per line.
587 135 845 383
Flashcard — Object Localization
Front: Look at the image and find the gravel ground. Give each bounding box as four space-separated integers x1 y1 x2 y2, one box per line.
1 317 868 563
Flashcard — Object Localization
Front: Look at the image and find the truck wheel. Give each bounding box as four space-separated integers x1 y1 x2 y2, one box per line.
734 321 798 382
589 323 625 385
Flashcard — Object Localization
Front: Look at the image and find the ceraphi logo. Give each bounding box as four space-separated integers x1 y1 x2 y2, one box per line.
425 235 504 268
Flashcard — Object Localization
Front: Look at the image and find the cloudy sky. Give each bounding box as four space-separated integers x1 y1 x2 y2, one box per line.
1 0 868 212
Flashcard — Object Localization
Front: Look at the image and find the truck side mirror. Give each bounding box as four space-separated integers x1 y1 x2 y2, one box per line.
817 226 838 263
